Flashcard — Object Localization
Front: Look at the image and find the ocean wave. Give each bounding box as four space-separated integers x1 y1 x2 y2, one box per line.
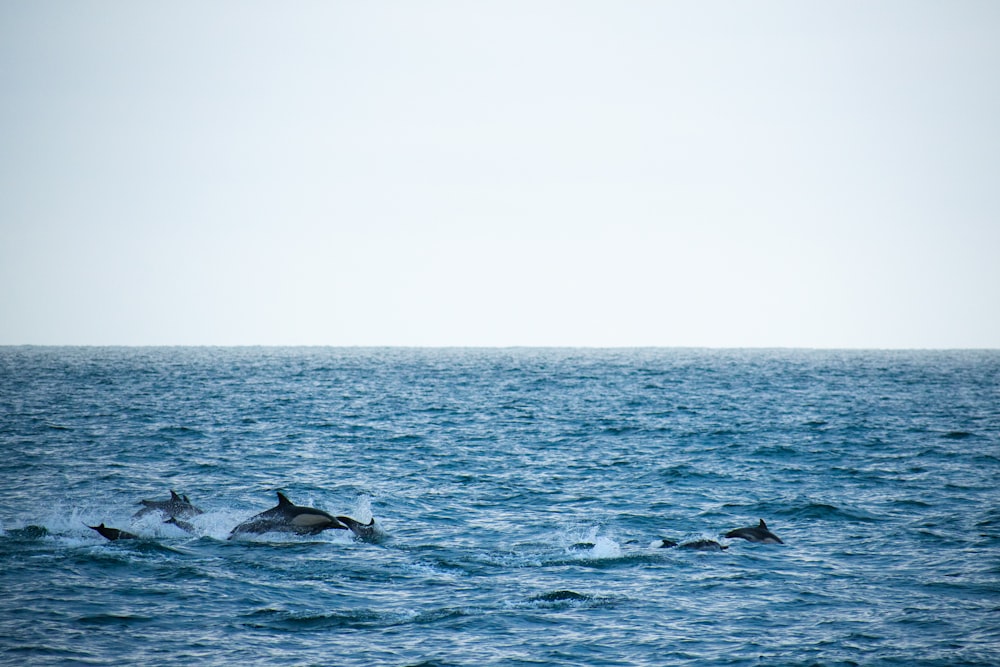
520 590 620 610
782 502 881 523
241 606 473 632
76 613 153 626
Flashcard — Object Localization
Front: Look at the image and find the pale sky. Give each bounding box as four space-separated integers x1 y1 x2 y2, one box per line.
2 1 998 347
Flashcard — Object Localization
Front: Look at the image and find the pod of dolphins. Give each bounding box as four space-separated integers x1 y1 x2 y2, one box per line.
86 490 377 542
651 519 784 551
87 490 784 548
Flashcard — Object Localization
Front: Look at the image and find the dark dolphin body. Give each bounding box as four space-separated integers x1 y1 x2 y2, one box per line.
87 523 138 541
655 538 728 551
133 490 203 520
724 519 783 544
228 492 348 539
678 539 728 551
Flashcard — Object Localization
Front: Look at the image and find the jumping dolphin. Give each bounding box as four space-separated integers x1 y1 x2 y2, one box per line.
164 517 197 534
87 523 138 541
133 490 203 520
724 519 783 544
228 492 348 539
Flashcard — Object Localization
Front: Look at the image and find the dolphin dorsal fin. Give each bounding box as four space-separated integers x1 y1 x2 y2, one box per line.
759 519 767 529
276 492 294 507
170 490 182 501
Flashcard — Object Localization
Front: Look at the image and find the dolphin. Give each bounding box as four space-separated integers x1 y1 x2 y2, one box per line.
228 492 348 539
655 538 728 551
164 516 196 534
724 519 783 544
678 539 728 551
133 490 203 520
87 523 138 541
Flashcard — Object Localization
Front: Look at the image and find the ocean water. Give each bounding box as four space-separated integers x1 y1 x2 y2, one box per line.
1 347 998 666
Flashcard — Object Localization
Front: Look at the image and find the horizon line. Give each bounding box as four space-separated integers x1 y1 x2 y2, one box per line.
2 344 998 352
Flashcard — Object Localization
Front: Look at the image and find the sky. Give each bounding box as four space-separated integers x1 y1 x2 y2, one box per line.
2 1 998 348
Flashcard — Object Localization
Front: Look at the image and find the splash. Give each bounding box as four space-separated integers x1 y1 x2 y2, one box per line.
589 536 623 559
564 527 622 559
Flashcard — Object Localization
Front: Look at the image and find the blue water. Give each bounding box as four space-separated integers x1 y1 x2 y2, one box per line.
2 347 999 666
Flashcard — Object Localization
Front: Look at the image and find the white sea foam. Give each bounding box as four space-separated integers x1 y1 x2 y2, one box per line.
588 536 622 559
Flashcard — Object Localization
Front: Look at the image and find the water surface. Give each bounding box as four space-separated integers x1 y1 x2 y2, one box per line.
1 347 998 665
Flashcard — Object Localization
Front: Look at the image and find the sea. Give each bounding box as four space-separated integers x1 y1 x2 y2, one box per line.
1 347 998 666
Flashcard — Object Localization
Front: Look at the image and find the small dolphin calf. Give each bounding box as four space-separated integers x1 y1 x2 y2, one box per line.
724 519 783 544
133 490 203 520
87 523 138 541
228 492 348 539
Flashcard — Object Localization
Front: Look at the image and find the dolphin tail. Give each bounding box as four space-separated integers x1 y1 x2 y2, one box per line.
336 516 378 540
